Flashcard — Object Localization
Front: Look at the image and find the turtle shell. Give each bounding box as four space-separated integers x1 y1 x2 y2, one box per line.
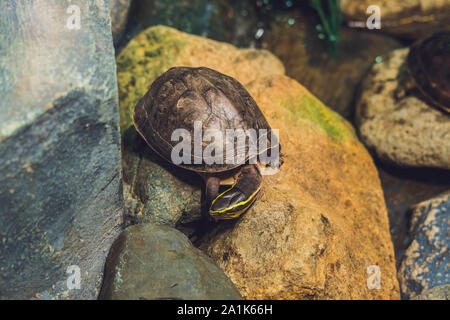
133 67 276 173
407 31 450 113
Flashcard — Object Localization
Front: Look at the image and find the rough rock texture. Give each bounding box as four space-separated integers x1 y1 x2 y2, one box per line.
122 128 202 226
355 48 450 170
0 1 123 299
99 224 242 300
398 191 449 299
341 0 450 40
199 75 400 300
411 284 450 300
262 10 403 117
110 0 132 46
117 25 284 225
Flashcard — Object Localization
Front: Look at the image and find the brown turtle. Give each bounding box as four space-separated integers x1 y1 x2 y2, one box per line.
400 31 450 113
133 67 281 220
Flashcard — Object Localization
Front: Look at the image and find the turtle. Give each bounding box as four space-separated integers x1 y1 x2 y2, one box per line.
396 31 450 113
133 66 282 220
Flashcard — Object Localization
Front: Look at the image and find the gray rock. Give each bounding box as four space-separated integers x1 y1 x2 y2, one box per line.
411 284 450 300
0 1 123 299
99 224 242 300
122 127 202 227
109 0 131 46
399 191 450 299
355 48 450 169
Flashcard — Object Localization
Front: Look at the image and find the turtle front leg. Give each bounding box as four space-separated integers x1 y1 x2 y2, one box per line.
209 164 262 220
188 175 220 243
202 175 221 220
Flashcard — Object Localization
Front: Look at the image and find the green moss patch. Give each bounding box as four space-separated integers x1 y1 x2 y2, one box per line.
282 93 353 142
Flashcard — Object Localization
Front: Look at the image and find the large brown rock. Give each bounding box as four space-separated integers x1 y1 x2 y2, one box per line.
341 0 450 40
200 75 400 300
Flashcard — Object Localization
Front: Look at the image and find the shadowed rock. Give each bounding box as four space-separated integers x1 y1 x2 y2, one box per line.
110 0 132 47
0 0 123 299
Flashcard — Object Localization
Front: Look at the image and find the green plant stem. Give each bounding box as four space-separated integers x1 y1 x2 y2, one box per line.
311 0 342 54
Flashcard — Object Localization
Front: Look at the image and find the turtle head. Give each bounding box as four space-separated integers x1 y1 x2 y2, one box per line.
208 165 262 220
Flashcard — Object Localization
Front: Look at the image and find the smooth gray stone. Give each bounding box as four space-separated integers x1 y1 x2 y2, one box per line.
99 224 242 300
0 0 123 299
